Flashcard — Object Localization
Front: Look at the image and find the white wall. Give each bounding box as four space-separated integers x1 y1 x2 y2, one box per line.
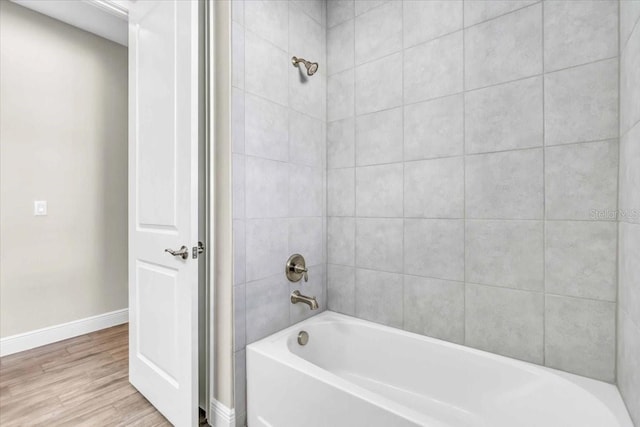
0 0 128 338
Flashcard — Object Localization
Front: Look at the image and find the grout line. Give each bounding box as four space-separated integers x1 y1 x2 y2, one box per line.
614 0 622 384
401 0 406 331
462 0 467 346
541 0 547 367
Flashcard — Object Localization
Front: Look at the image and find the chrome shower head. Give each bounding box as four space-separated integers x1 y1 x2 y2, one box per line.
292 56 319 76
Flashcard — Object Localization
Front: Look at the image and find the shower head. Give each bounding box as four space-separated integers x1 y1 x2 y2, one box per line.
292 56 319 76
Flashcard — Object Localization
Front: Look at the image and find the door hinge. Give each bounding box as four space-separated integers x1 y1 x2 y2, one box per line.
192 241 205 259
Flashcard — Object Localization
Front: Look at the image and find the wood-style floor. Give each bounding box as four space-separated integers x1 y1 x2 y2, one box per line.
0 324 174 426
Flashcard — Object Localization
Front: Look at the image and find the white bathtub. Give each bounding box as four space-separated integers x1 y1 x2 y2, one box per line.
247 311 633 427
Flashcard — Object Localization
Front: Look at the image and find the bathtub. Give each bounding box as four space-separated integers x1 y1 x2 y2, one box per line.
247 311 633 427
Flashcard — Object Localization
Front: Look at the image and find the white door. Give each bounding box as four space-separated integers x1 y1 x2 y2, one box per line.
128 1 200 426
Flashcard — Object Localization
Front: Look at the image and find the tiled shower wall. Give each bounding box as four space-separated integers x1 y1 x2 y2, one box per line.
326 0 620 382
617 1 640 424
231 1 327 424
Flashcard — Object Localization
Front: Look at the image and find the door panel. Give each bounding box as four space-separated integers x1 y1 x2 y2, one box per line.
128 1 200 426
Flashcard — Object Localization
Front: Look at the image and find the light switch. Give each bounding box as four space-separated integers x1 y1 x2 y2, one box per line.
34 200 47 216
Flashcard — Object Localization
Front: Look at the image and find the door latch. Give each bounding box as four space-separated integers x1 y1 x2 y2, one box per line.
192 241 205 259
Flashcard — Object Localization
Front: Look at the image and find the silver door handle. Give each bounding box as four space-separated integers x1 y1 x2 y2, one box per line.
165 245 189 260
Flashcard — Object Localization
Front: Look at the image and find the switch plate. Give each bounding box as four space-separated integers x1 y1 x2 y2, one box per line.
34 200 47 216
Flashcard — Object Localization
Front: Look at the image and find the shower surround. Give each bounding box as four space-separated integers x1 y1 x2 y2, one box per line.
233 0 639 425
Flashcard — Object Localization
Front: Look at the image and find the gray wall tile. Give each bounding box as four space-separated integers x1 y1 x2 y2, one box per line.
619 122 640 223
466 220 544 291
545 140 618 220
245 273 290 343
466 149 544 219
290 110 323 168
328 168 355 216
289 5 324 68
545 295 616 382
464 0 538 27
404 94 464 161
464 4 542 89
356 163 403 217
327 217 355 266
232 154 245 219
545 59 618 146
328 20 354 75
244 0 288 51
621 20 640 134
356 107 403 166
245 31 288 106
404 219 464 281
245 93 288 161
328 69 354 121
354 1 402 65
404 157 464 218
403 0 463 48
404 32 463 104
466 284 544 364
289 65 326 120
355 0 387 17
327 264 356 315
617 309 640 425
404 275 464 343
289 217 324 267
620 0 640 50
465 76 543 154
619 222 640 325
234 349 246 425
328 0 354 28
356 218 404 272
328 118 355 169
355 268 403 328
290 265 326 323
289 164 323 217
545 221 617 301
544 0 618 72
356 52 403 115
233 219 246 286
245 156 289 218
246 219 289 282
232 23 245 90
232 88 245 154
234 285 246 351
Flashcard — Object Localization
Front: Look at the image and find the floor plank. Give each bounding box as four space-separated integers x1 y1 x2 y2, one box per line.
0 324 190 427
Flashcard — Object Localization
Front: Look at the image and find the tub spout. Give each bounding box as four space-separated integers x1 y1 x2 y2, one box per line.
291 290 319 310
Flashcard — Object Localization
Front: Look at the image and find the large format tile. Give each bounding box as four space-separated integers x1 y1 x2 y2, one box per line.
464 0 537 27
465 76 543 154
404 219 464 281
404 157 464 218
327 168 355 216
245 219 289 282
404 32 463 104
245 31 288 106
356 218 404 272
233 219 246 286
289 5 324 70
232 154 245 219
619 222 640 326
619 122 640 224
403 0 463 48
288 217 323 267
404 94 464 161
356 163 403 217
356 107 403 166
617 309 640 425
354 1 402 65
327 264 356 315
327 0 354 28
621 20 640 133
465 220 543 292
545 59 618 146
289 110 323 168
545 221 617 301
620 0 640 50
245 94 288 161
245 273 290 343
403 276 464 343
465 3 542 89
545 140 618 220
234 285 246 351
244 0 288 51
544 0 617 72
328 69 354 121
288 164 323 217
327 217 355 266
545 295 616 382
355 268 403 328
465 148 543 219
465 284 544 364
356 52 403 115
245 157 288 218
232 88 245 154
232 23 245 90
328 118 355 169
327 20 354 75
289 64 325 121
355 0 387 17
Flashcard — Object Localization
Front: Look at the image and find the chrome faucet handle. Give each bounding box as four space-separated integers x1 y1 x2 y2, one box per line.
293 265 308 282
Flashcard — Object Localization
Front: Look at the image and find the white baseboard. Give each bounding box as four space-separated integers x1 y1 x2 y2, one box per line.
210 398 236 427
0 308 128 357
